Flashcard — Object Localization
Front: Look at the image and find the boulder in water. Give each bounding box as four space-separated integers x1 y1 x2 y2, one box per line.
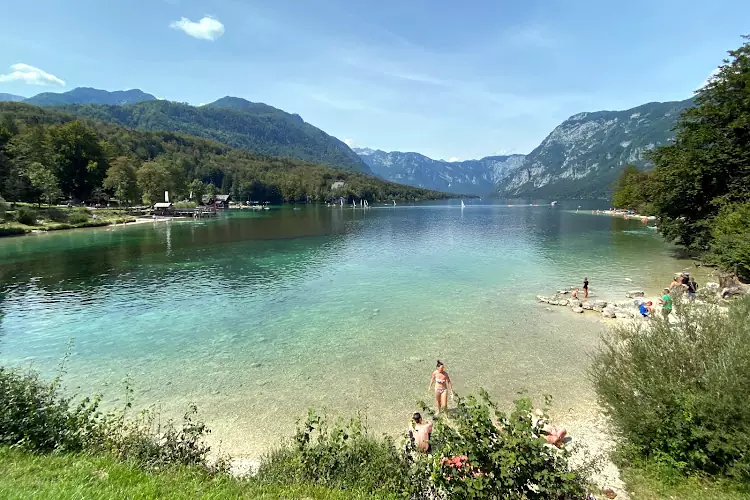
593 300 608 312
626 290 645 298
602 307 617 319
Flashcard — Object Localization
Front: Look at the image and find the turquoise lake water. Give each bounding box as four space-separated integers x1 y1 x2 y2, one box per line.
0 201 700 456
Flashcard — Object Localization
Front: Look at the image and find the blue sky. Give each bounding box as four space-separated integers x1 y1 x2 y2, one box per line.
1 0 748 160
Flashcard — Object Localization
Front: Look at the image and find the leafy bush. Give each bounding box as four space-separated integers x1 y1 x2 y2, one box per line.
0 367 94 452
0 365 221 471
45 208 69 222
15 207 37 226
591 296 750 479
0 226 26 236
711 203 750 282
425 392 592 499
174 201 198 208
67 210 91 224
256 411 415 497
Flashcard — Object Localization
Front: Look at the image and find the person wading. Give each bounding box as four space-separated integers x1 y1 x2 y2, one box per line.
428 360 454 414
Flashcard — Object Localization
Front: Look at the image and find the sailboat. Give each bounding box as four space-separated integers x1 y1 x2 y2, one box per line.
393 200 396 206
461 200 466 209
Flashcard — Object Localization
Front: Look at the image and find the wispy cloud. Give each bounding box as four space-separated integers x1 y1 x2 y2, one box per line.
448 157 459 162
0 63 65 86
343 138 356 147
170 16 225 41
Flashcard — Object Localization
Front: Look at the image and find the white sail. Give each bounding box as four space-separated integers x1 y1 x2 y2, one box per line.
393 200 396 206
461 200 465 209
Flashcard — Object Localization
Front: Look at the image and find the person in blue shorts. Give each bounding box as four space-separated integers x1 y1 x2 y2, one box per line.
639 301 653 318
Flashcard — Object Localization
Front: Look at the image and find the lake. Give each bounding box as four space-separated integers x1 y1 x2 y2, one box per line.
0 201 698 457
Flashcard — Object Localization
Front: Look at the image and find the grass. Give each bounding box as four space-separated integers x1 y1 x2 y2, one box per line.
0 447 389 500
1 206 135 237
621 463 750 500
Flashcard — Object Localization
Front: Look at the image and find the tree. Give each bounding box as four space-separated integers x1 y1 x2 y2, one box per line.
648 36 750 251
711 203 750 281
611 164 651 211
187 179 205 202
26 162 62 206
206 183 217 197
47 121 108 202
136 160 170 206
104 157 140 207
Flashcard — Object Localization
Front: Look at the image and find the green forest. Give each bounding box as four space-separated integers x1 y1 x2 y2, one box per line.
55 97 370 173
612 37 750 280
0 103 455 209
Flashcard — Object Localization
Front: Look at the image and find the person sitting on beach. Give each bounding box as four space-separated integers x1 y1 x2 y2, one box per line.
408 412 433 452
531 410 567 447
428 360 454 414
572 288 579 299
639 301 653 318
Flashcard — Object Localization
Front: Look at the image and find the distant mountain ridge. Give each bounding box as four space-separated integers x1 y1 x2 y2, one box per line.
496 99 693 199
0 93 25 102
354 148 525 195
23 87 157 106
56 97 370 174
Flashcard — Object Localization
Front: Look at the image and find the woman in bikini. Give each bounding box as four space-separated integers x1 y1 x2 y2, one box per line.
428 360 454 414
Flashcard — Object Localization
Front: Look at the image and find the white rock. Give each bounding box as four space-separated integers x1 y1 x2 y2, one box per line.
626 290 645 298
581 301 594 310
571 307 585 314
602 307 617 319
705 282 720 291
593 300 608 312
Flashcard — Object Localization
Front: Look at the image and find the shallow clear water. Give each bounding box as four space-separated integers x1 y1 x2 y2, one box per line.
0 201 699 456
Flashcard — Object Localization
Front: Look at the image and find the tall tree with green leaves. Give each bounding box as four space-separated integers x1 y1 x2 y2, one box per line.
136 160 170 205
104 157 140 207
26 162 62 206
187 179 205 202
612 165 651 211
47 120 108 201
649 36 750 252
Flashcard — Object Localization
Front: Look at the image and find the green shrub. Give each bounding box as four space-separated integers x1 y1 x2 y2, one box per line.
15 207 37 226
45 208 69 222
67 211 91 224
174 201 198 209
591 296 750 479
0 225 26 236
425 392 592 499
0 366 221 471
0 367 94 452
257 411 415 496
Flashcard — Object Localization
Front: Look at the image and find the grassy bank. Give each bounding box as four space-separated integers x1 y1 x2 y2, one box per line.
621 462 750 500
0 206 134 237
0 447 381 500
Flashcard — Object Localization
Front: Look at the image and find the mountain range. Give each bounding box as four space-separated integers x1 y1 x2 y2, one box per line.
354 99 692 198
354 148 525 196
496 99 693 199
0 88 369 174
0 86 693 198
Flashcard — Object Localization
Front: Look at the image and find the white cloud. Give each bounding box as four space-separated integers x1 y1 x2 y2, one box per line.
170 16 225 41
344 138 356 147
448 157 459 162
0 63 65 86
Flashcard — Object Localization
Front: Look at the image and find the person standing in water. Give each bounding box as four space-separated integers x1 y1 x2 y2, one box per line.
583 277 589 299
428 360 454 414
